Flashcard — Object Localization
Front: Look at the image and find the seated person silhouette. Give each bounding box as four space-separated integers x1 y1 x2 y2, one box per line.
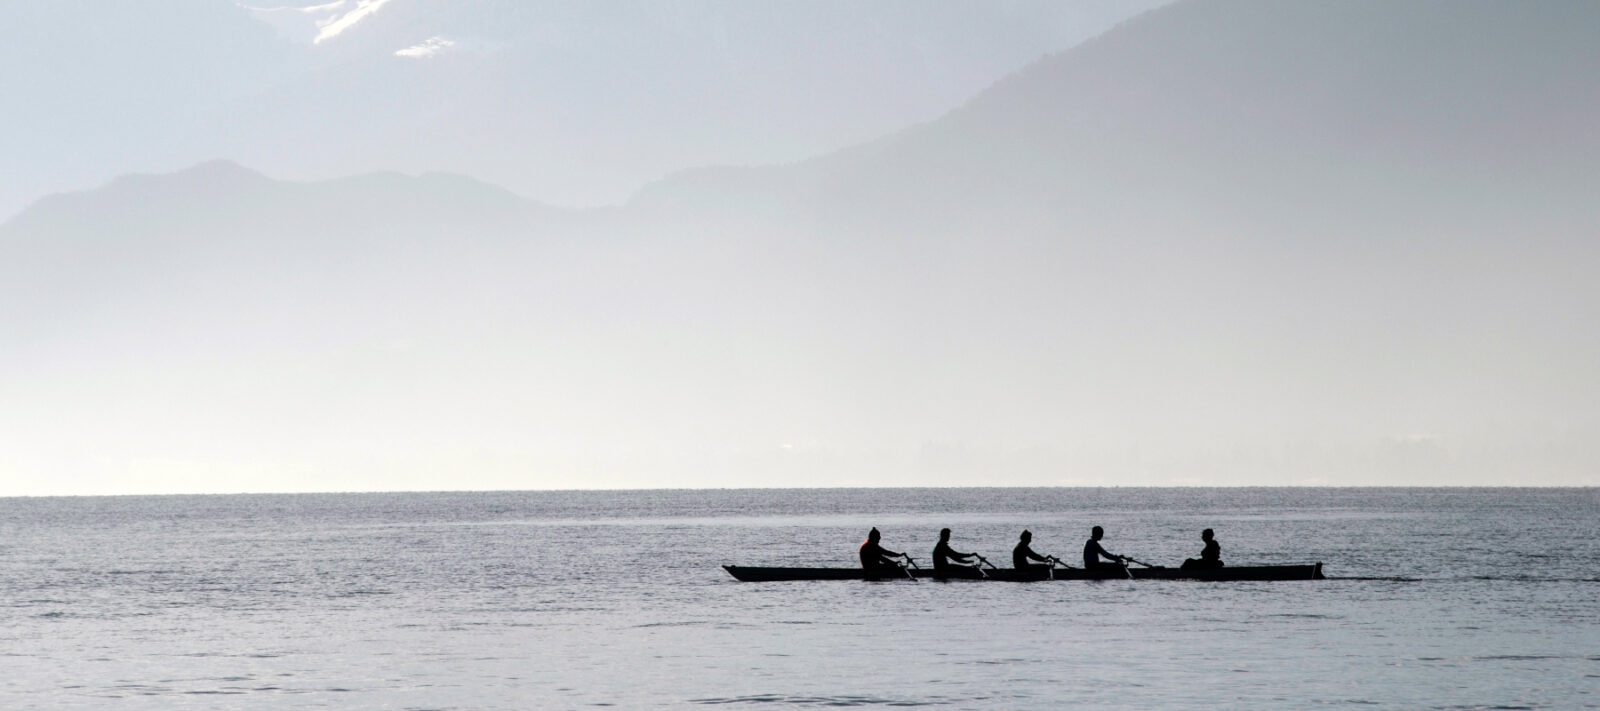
932 528 982 577
859 527 909 577
1012 530 1054 576
1082 525 1127 573
1181 528 1224 570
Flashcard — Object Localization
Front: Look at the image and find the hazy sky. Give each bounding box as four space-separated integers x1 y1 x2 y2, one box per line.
2 0 1596 496
0 0 1165 218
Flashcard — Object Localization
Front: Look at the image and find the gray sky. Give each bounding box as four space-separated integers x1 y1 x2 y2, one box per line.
2 0 1597 496
0 0 1164 218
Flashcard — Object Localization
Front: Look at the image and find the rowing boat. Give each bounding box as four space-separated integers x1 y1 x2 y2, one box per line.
723 563 1323 582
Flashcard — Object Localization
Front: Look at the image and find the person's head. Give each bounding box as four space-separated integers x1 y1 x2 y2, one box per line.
1091 525 1104 540
939 528 951 542
1202 528 1214 541
1020 529 1032 543
868 527 881 542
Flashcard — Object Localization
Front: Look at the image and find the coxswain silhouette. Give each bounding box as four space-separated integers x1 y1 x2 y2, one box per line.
932 528 984 577
1012 530 1056 574
1181 528 1224 570
1082 525 1127 573
859 527 912 578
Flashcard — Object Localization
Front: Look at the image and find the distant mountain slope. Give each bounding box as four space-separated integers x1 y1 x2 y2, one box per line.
2 0 1597 492
636 0 1600 228
0 0 1163 218
1 161 559 339
7 160 546 235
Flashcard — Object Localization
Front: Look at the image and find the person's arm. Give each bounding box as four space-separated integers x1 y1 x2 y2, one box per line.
1026 550 1053 564
879 547 904 561
1090 540 1122 563
949 548 977 564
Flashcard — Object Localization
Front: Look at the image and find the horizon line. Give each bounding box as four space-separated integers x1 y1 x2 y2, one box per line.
4 483 1594 500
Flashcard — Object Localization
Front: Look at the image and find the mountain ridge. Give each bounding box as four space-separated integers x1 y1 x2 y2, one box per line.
3 0 1596 491
2 160 561 239
634 0 1600 226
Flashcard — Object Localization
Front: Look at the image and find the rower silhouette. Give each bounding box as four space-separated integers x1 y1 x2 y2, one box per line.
932 528 982 578
859 527 910 578
1012 530 1054 575
1083 525 1127 573
1181 528 1224 570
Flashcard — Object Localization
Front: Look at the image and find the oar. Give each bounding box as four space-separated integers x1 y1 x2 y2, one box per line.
1122 556 1157 568
965 555 994 579
901 555 919 581
1050 556 1083 580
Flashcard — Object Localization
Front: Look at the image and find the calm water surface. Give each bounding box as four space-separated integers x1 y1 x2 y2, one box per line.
2 488 1597 709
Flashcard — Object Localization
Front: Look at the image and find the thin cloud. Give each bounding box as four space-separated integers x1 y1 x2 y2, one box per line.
239 0 393 44
395 36 457 59
313 0 393 44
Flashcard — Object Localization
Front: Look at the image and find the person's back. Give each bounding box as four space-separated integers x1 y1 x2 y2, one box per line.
1183 528 1223 570
1082 525 1123 571
1011 541 1030 570
1081 538 1103 569
933 540 950 570
932 527 979 576
859 527 906 576
860 539 884 569
1012 530 1051 572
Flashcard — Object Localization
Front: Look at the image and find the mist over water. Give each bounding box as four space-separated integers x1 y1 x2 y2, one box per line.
4 1 1598 494
4 488 1595 708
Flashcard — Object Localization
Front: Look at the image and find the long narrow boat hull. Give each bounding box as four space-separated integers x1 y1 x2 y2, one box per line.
723 563 1323 582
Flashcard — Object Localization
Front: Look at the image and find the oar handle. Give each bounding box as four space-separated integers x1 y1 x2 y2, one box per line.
1045 556 1079 570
